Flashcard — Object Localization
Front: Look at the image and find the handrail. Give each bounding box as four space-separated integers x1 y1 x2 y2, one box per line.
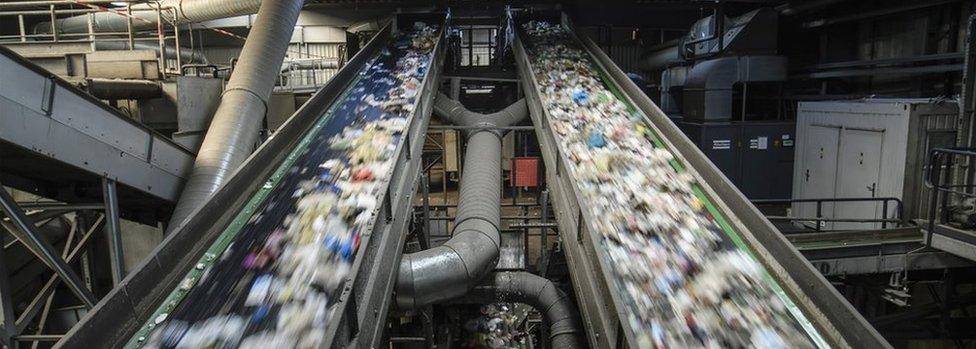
0 3 185 75
753 197 906 231
923 147 976 246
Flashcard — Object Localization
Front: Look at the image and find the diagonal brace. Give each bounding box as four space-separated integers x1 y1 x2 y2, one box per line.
0 187 96 307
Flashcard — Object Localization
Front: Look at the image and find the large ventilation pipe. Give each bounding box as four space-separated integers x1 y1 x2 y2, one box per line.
639 38 684 70
94 40 208 64
167 0 302 229
432 92 526 134
396 92 527 308
640 43 682 71
34 0 262 34
460 272 583 348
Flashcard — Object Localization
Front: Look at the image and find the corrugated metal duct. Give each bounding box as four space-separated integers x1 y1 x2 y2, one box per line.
167 0 303 229
35 0 262 34
461 272 583 348
397 93 583 348
396 92 527 308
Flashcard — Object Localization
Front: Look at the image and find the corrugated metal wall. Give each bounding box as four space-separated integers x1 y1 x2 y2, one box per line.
604 45 646 80
908 105 959 221
857 15 928 61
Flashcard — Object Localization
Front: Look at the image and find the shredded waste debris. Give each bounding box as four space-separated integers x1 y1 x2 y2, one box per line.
136 23 440 349
522 20 816 349
462 303 528 349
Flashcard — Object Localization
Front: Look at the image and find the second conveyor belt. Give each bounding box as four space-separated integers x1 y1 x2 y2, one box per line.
512 14 891 349
56 14 446 349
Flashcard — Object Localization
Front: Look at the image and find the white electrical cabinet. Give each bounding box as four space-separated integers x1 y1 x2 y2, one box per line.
792 99 958 230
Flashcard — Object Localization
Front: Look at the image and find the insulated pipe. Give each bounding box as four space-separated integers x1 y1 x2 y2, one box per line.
34 0 262 34
94 40 208 64
167 0 302 229
396 93 527 309
460 272 584 348
432 91 527 137
281 59 340 71
397 132 501 307
640 44 682 71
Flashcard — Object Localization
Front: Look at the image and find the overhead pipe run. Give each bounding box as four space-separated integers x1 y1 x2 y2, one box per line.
34 0 262 34
396 92 527 308
431 91 527 136
640 44 682 71
461 272 583 348
281 58 340 71
94 40 208 64
400 93 583 347
167 0 303 229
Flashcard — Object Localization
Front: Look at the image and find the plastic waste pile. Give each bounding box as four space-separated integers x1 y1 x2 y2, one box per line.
521 21 816 348
137 24 439 348
462 303 527 349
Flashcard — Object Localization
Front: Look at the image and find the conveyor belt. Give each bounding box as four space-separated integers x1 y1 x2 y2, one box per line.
56 13 446 349
0 45 193 204
513 13 890 349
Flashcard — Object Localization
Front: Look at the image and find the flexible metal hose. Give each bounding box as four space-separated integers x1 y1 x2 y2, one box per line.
396 93 526 308
461 271 584 348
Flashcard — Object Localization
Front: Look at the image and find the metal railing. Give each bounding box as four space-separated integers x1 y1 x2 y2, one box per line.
0 178 125 347
923 147 976 245
753 197 906 232
0 1 185 77
275 45 347 93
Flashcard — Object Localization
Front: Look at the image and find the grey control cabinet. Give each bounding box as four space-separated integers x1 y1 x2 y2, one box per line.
678 121 795 200
793 99 958 230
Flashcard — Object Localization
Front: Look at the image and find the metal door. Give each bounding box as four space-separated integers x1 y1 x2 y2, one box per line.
834 128 885 230
797 124 841 229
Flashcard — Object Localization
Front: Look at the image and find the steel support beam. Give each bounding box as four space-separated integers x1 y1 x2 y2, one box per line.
539 189 550 262
15 215 103 334
419 174 431 250
13 334 60 342
101 178 124 285
3 209 89 250
426 125 535 131
871 292 976 328
0 187 96 307
0 232 16 348
802 0 961 28
26 216 76 349
14 203 103 211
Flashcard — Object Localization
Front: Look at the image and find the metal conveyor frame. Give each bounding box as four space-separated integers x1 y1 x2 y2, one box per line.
0 46 193 202
56 13 446 348
513 12 890 349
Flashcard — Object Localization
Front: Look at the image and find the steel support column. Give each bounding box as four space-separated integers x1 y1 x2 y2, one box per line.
0 187 95 307
101 178 124 285
15 215 103 334
0 234 16 348
539 189 550 268
420 174 431 250
27 216 76 349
